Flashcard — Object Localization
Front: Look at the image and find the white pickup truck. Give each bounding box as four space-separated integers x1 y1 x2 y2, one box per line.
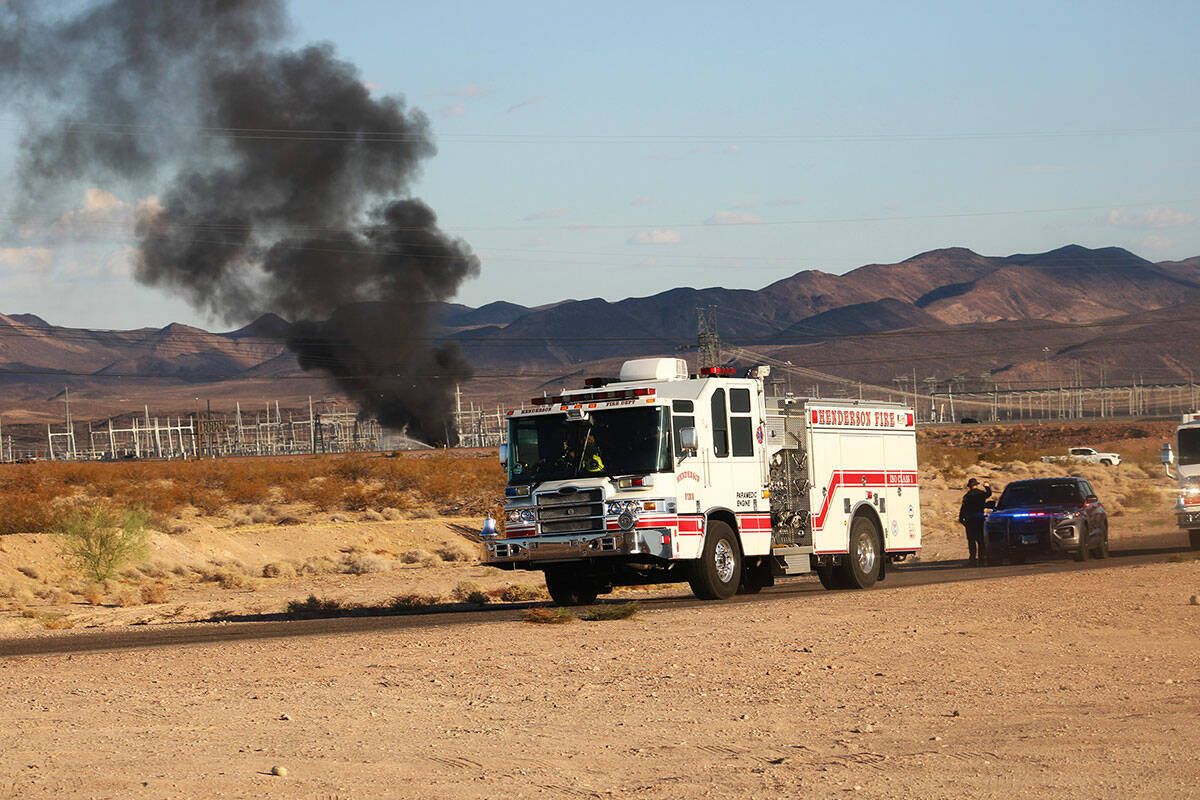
1041 447 1121 466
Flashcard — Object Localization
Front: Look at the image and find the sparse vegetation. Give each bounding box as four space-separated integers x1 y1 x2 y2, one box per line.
287 595 349 617
580 602 639 621
54 504 150 582
389 593 441 611
523 607 575 624
0 451 505 535
500 584 545 603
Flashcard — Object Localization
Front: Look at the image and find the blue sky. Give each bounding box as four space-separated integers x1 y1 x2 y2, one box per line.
2 0 1199 328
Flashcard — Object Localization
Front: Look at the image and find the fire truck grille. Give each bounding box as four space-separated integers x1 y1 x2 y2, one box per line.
536 488 605 535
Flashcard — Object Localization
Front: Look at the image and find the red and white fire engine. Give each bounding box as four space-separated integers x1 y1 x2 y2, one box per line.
1162 411 1200 551
482 357 922 605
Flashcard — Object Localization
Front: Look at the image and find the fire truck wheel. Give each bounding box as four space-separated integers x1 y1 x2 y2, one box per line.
543 568 599 606
839 516 882 589
688 520 741 600
815 564 847 590
1189 530 1200 551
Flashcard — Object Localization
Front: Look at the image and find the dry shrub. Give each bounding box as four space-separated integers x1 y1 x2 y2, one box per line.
389 593 441 611
581 602 639 621
39 613 74 630
140 582 171 604
333 453 376 482
341 553 392 575
1119 485 1160 512
17 565 40 580
501 584 545 603
341 484 373 512
249 508 270 524
524 607 575 624
200 565 252 589
262 561 297 579
301 556 340 575
466 590 490 605
115 588 142 607
51 589 73 606
400 549 434 565
303 478 343 512
381 507 404 521
451 580 483 601
187 487 226 515
81 584 105 605
435 541 474 563
0 490 58 535
230 514 253 527
287 595 348 617
360 509 384 522
225 477 268 505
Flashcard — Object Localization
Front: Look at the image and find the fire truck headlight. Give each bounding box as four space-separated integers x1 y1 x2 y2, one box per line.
606 500 644 516
505 508 535 525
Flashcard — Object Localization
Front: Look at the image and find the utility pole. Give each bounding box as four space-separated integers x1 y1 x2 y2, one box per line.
696 306 721 370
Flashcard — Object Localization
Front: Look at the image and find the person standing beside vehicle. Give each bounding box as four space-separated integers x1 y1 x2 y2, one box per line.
958 478 992 566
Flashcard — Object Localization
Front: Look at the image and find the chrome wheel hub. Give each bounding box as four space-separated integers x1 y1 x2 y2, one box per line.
713 539 736 583
856 530 877 574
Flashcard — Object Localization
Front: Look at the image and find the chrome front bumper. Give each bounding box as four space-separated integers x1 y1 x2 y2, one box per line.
483 530 638 565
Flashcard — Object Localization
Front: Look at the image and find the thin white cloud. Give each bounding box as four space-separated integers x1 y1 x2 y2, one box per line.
523 206 568 221
363 80 385 93
630 196 656 206
1138 234 1174 251
690 145 710 154
439 103 465 118
1103 206 1196 229
0 247 53 272
42 188 138 241
449 84 492 98
629 229 682 245
507 94 546 114
721 144 742 154
704 210 762 226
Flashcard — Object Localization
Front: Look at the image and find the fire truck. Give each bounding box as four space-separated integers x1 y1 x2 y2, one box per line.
1161 411 1200 551
482 357 922 604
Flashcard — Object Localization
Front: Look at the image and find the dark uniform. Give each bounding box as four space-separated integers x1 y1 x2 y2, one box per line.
958 481 992 565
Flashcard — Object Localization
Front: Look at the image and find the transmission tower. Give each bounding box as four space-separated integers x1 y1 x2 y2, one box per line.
697 306 722 370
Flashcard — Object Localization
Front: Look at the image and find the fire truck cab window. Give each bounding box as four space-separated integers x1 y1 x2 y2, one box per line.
1179 428 1200 466
729 388 754 456
506 407 671 484
711 389 729 458
671 401 695 459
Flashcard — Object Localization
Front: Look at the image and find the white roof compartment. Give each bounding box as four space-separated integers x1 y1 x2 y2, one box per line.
619 357 689 382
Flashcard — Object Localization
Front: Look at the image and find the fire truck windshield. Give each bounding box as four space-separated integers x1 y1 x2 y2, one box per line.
1179 428 1200 466
507 407 671 485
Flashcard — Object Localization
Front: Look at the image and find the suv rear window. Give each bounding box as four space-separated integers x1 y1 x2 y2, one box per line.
997 481 1084 508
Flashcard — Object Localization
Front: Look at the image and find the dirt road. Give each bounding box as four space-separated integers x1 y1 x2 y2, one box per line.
3 555 1198 799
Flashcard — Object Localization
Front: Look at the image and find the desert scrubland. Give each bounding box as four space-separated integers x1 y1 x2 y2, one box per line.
1 422 1198 799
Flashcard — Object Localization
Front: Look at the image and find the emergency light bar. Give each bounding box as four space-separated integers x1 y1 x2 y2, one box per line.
529 387 656 406
699 367 737 376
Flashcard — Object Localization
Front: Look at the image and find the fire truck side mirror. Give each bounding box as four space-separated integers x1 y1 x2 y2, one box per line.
679 427 698 453
499 443 509 466
1161 443 1173 464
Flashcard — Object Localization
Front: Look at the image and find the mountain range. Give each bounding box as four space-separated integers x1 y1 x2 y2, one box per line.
4 244 1200 427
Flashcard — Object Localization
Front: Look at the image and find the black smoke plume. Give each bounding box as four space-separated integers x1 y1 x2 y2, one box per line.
0 0 479 444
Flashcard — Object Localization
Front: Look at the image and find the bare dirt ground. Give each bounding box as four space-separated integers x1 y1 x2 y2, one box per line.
2 452 1198 798
1 557 1197 799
